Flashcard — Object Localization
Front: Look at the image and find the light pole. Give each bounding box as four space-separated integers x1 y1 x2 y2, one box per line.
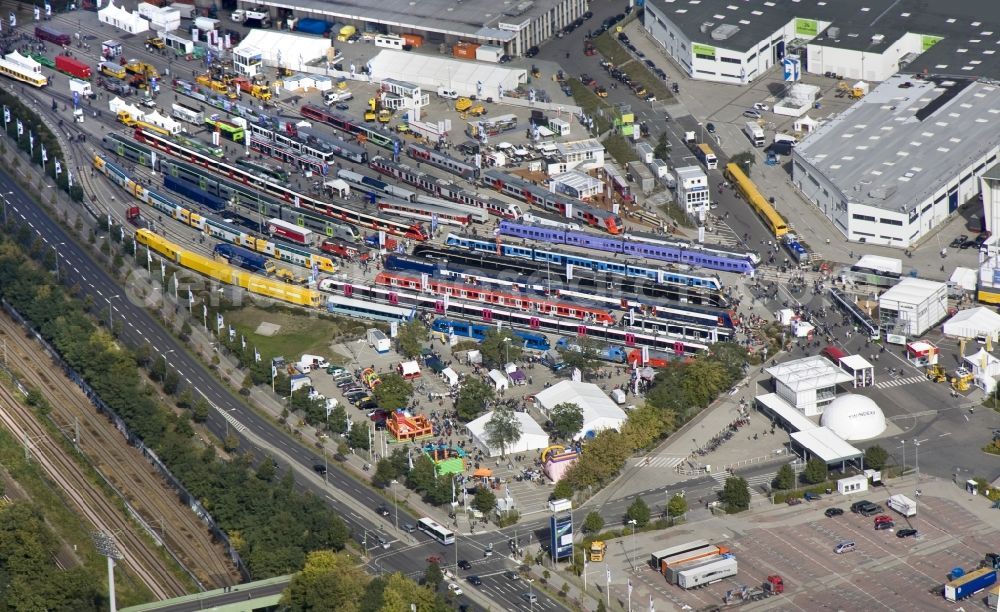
914 438 923 480
1 191 13 226
162 349 175 384
627 519 637 570
51 242 64 280
698 121 704 143
898 439 906 475
106 294 120 329
503 336 511 364
391 479 399 533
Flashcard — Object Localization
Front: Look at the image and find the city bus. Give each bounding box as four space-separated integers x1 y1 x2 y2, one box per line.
205 117 246 142
724 162 788 237
417 517 455 545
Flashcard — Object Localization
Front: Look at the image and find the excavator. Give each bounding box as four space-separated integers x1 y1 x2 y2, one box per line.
926 364 947 383
365 91 392 123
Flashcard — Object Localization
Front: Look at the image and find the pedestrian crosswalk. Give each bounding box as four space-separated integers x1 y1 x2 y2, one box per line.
874 375 926 390
632 455 687 469
709 471 772 497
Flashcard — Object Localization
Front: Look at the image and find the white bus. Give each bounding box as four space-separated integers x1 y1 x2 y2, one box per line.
374 34 405 50
171 103 203 125
417 517 455 545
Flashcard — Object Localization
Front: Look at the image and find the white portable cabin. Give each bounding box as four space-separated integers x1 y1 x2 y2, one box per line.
397 360 421 379
487 369 509 391
367 328 391 353
374 34 405 50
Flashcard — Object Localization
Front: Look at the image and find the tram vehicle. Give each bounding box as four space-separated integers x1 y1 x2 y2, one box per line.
0 51 48 87
299 104 402 151
404 143 477 180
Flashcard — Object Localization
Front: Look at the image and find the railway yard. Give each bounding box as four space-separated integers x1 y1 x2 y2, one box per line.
1 1 1000 611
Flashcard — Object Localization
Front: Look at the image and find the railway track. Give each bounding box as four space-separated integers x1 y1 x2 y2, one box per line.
0 357 186 599
0 313 237 589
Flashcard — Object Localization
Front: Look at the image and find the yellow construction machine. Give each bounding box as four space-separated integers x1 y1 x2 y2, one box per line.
951 367 973 392
926 364 947 383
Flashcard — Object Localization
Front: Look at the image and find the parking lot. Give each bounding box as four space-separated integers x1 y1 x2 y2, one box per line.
615 486 1000 610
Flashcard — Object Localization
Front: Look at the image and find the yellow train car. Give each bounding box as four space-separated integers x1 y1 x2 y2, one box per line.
246 276 323 307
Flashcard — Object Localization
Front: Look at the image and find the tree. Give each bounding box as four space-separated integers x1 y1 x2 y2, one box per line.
348 422 370 451
223 432 240 453
626 497 651 528
666 494 688 518
327 405 348 435
256 456 277 482
281 550 367 612
424 561 444 590
653 131 670 161
730 150 755 177
864 445 889 470
372 373 413 411
455 377 494 422
558 337 605 376
549 402 584 440
396 320 429 359
473 487 497 515
721 477 751 513
484 407 522 458
773 464 796 490
802 458 828 485
582 511 604 534
480 329 522 367
552 479 573 501
191 397 209 423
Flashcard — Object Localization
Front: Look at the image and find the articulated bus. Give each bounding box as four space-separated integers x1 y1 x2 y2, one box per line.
205 117 245 142
724 162 788 238
417 517 455 545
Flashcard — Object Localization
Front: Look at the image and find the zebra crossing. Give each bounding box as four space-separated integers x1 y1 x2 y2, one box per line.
632 455 687 469
874 375 926 390
709 471 773 497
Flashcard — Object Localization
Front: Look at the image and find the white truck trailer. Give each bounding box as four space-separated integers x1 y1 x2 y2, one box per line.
743 121 765 147
677 556 738 589
367 328 390 354
887 494 917 517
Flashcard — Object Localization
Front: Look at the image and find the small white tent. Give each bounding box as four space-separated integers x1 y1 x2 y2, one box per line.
964 347 1000 393
534 381 626 440
467 411 549 457
99 2 149 34
943 307 1000 342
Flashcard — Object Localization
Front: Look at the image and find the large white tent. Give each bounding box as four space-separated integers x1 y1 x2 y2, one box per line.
233 30 331 72
99 2 148 34
533 381 627 440
467 411 549 457
366 50 527 99
943 307 1000 342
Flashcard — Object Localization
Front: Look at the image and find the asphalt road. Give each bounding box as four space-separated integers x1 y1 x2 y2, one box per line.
0 169 563 610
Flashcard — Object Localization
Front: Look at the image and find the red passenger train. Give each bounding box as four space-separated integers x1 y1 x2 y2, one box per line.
374 271 616 324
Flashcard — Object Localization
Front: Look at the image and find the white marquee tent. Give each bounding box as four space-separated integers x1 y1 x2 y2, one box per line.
943 307 1000 342
533 381 627 440
366 50 527 99
234 30 331 71
467 411 549 457
99 2 149 34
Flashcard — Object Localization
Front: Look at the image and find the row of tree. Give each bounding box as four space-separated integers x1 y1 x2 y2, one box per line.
0 235 349 578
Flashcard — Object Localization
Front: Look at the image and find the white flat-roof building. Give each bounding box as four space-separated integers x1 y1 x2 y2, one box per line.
675 165 709 215
366 50 527 101
765 356 853 417
552 140 605 173
642 0 1000 85
550 171 603 200
533 381 626 441
878 277 948 338
792 75 1000 249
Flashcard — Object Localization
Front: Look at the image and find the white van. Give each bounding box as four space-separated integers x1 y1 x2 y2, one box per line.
834 541 856 554
437 87 459 100
774 133 798 146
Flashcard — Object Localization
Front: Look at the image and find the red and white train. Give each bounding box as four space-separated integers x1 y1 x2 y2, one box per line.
373 271 615 324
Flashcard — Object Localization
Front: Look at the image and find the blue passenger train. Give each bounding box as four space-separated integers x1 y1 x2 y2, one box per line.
430 319 550 350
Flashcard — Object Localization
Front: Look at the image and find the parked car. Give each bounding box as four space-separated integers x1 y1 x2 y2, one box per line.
896 528 918 538
618 32 630 43
743 109 762 119
447 583 463 595
583 10 593 19
804 492 822 501
525 46 539 58
825 507 845 517
975 232 991 247
753 102 770 111
706 122 716 134
874 520 895 530
950 235 969 248
873 515 893 525
458 559 472 570
522 592 538 604
834 540 856 554
335 103 350 111
961 239 976 249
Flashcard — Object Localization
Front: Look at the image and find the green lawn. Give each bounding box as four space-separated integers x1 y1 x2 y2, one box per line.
224 307 367 365
592 32 673 104
566 78 613 134
602 134 639 165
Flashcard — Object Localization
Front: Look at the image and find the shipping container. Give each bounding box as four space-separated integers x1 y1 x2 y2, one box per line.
193 17 219 32
401 33 423 48
55 55 92 79
35 26 71 46
945 568 997 602
452 42 480 59
649 541 710 570
367 328 390 353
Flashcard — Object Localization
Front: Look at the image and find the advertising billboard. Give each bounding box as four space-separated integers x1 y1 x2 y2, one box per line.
795 18 818 37
550 514 573 561
692 43 716 59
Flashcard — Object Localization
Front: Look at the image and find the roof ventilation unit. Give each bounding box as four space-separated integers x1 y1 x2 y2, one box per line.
827 26 840 39
699 21 714 34
872 33 884 44
711 23 740 41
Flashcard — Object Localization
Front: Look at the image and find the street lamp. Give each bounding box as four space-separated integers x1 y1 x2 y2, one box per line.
162 348 175 383
914 438 921 480
898 439 906 475
51 242 64 280
390 479 399 533
626 519 637 570
106 294 120 329
503 336 511 364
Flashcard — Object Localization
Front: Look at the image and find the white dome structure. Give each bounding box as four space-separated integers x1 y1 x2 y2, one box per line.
820 394 886 441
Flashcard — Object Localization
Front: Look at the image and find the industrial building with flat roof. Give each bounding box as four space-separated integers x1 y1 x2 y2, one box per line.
250 0 585 58
642 0 1000 84
791 74 1000 248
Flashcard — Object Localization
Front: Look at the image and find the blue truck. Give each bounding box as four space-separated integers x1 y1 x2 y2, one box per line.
944 567 996 602
213 243 276 274
556 337 627 363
